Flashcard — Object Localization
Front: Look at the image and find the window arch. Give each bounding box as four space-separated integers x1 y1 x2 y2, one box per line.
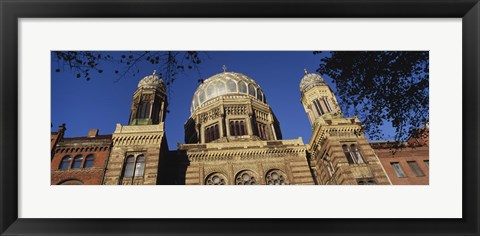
256 88 264 101
192 97 199 109
137 102 151 119
350 144 365 164
265 169 288 185
72 155 83 169
123 155 146 178
59 155 72 170
342 144 355 164
217 81 226 94
239 81 247 93
58 179 83 185
84 154 95 168
226 80 237 92
235 170 257 185
198 90 206 103
123 155 135 177
206 83 217 98
343 144 364 164
323 97 333 112
205 173 227 185
134 155 146 177
313 99 325 116
248 84 256 97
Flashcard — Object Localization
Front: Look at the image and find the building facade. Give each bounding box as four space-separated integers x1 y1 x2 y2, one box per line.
300 70 390 185
51 128 112 185
372 126 429 185
51 69 428 185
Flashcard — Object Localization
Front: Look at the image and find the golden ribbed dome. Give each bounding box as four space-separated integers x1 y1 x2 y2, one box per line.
191 72 266 114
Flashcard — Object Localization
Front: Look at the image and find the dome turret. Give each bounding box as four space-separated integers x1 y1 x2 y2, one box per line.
138 70 166 91
190 71 266 114
299 69 326 93
185 68 281 144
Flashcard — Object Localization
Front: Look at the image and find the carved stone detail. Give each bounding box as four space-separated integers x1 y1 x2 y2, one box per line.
199 107 221 123
225 105 247 116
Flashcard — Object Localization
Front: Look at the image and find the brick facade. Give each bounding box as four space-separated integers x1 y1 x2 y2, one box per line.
372 127 429 185
51 128 112 185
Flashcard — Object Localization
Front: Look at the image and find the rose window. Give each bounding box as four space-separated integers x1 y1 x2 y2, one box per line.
205 173 227 185
266 170 287 185
235 170 257 185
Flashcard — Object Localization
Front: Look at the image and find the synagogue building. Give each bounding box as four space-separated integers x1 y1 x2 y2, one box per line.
51 69 429 185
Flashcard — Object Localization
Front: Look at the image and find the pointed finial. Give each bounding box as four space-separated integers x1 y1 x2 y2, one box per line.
222 65 227 73
153 70 157 75
304 68 308 75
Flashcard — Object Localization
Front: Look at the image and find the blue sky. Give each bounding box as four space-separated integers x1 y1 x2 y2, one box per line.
51 51 395 150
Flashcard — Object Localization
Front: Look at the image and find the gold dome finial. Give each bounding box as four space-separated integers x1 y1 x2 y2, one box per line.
222 65 227 73
304 68 308 75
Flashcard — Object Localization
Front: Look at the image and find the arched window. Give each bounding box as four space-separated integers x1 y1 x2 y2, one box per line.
257 88 264 101
205 173 227 185
323 97 333 112
193 97 199 109
323 155 335 176
198 90 206 103
313 99 325 116
137 102 151 119
342 144 355 164
235 170 257 185
123 155 135 177
248 84 256 97
84 154 95 168
265 169 288 185
226 80 237 92
206 84 216 98
72 155 83 169
350 144 364 164
134 155 146 177
217 81 226 94
59 155 71 170
343 144 364 164
239 81 247 93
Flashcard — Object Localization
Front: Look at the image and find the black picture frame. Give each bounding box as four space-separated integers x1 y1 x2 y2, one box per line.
1 0 479 235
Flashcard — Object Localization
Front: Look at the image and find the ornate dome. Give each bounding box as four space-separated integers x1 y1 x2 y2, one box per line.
138 70 166 91
300 70 326 93
191 71 267 114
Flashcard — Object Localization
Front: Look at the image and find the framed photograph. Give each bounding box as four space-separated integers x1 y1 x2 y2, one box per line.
1 0 479 235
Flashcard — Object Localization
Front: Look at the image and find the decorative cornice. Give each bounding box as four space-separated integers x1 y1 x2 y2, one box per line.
114 123 164 134
186 147 307 162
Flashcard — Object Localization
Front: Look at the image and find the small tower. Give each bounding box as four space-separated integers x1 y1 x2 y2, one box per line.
300 69 342 127
103 70 169 185
129 70 168 125
300 70 390 185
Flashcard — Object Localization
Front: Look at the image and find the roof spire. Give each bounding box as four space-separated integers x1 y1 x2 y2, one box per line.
222 65 227 73
153 69 157 75
304 68 308 75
